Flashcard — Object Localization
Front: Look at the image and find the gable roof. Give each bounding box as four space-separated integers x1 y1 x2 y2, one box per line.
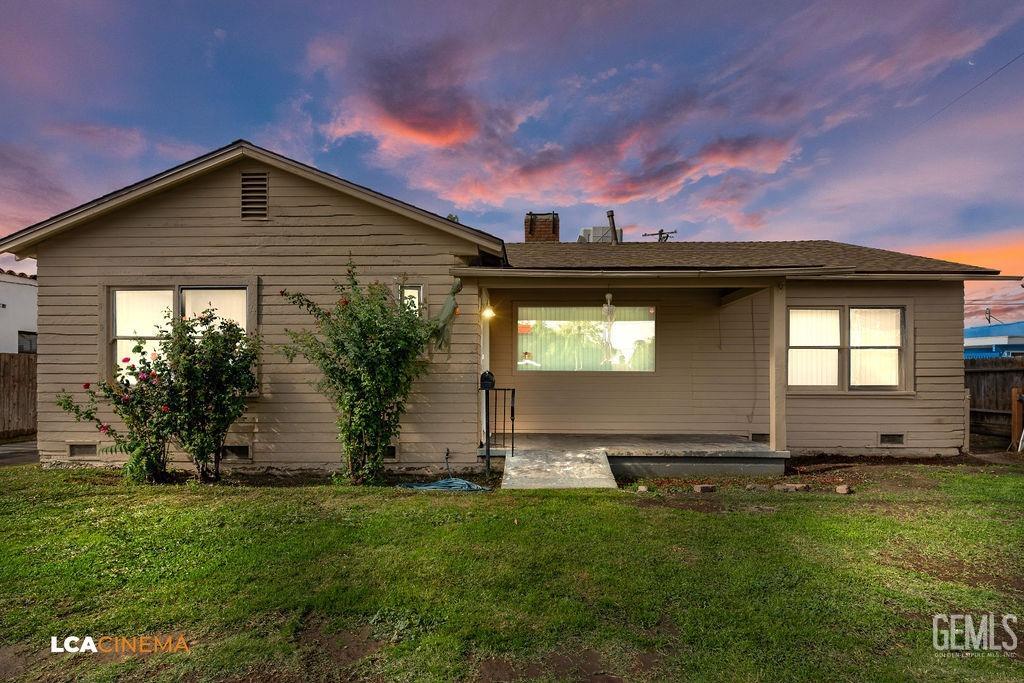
0 140 504 257
502 240 999 275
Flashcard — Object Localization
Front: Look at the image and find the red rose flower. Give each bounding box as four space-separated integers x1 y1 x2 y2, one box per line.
99 424 110 434
82 383 90 390
161 405 171 413
121 357 130 363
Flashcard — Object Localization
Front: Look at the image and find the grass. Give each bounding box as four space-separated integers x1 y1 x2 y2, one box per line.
0 461 1022 682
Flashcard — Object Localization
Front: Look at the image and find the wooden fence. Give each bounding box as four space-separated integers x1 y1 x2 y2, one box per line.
0 353 36 439
965 357 1024 437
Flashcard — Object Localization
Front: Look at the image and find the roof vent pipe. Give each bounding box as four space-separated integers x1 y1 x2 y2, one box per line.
606 210 620 244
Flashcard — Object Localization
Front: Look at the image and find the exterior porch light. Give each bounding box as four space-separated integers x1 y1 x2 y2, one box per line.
482 305 496 320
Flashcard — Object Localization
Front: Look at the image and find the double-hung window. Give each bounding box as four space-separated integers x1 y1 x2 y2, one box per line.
109 285 249 377
788 306 905 390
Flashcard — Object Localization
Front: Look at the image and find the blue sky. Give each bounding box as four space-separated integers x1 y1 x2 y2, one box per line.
1 0 1023 322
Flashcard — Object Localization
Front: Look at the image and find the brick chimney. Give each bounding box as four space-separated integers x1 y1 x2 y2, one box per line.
524 212 559 242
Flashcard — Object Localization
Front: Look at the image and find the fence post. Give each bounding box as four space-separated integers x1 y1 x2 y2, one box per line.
1013 387 1022 451
963 389 971 453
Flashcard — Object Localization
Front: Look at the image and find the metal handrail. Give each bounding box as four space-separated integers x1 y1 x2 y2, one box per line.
479 387 515 476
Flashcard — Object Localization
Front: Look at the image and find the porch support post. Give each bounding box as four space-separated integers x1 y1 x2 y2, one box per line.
768 280 787 452
479 287 490 445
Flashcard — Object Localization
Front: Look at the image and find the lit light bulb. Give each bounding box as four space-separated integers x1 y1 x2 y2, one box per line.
482 306 496 320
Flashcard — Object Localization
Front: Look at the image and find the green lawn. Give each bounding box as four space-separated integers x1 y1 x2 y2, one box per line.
0 462 1022 682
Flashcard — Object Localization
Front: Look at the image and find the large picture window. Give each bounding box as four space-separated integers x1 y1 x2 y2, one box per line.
516 305 655 372
788 306 905 390
110 286 248 376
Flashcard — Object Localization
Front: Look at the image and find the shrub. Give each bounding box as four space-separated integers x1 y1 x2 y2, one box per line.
160 310 261 481
56 343 176 482
57 311 260 482
280 267 439 484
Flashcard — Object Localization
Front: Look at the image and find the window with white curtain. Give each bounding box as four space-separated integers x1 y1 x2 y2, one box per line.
182 288 248 328
113 289 174 374
850 308 902 387
788 308 840 386
516 305 655 372
111 286 248 377
788 306 905 390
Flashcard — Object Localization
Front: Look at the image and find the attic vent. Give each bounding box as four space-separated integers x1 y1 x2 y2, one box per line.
240 172 269 219
880 433 905 446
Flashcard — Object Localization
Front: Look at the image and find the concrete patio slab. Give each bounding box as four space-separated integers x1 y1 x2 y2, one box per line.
505 434 789 478
501 447 617 489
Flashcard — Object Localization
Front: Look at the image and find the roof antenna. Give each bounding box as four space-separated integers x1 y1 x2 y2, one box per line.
641 229 677 242
606 210 620 244
985 307 1004 324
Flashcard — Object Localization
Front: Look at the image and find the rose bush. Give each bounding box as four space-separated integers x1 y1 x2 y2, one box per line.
57 344 176 482
57 310 260 482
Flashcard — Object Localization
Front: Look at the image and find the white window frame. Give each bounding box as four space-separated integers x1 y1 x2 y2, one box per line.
400 284 425 315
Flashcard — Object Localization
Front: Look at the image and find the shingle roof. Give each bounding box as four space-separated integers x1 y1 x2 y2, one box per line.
503 240 998 274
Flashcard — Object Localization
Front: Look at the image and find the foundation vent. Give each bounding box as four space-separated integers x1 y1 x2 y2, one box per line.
240 171 269 219
221 444 252 460
68 443 97 458
879 433 905 446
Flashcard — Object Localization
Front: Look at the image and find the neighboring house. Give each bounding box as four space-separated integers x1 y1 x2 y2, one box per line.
0 140 1013 471
964 321 1024 359
0 269 38 354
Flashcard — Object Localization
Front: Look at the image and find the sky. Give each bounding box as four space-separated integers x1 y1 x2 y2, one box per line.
1 0 1023 325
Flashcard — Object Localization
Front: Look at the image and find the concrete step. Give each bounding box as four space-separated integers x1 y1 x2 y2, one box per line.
501 449 617 489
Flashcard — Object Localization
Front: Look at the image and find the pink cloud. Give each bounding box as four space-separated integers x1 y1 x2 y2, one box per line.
42 123 148 159
0 1 124 103
42 123 204 162
0 144 74 237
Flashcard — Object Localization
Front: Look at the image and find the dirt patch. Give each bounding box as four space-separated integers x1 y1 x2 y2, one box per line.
634 495 724 513
475 649 624 682
633 650 663 673
880 549 1024 595
0 645 29 680
299 621 384 669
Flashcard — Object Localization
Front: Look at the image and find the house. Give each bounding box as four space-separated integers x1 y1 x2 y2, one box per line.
0 140 1014 474
0 269 37 354
964 321 1024 359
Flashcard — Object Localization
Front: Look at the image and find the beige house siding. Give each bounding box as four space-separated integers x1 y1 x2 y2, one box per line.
486 281 966 455
35 159 483 470
487 288 772 436
786 280 966 454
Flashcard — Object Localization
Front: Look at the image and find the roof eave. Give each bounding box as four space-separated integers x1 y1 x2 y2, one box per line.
451 265 859 278
453 266 1012 280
